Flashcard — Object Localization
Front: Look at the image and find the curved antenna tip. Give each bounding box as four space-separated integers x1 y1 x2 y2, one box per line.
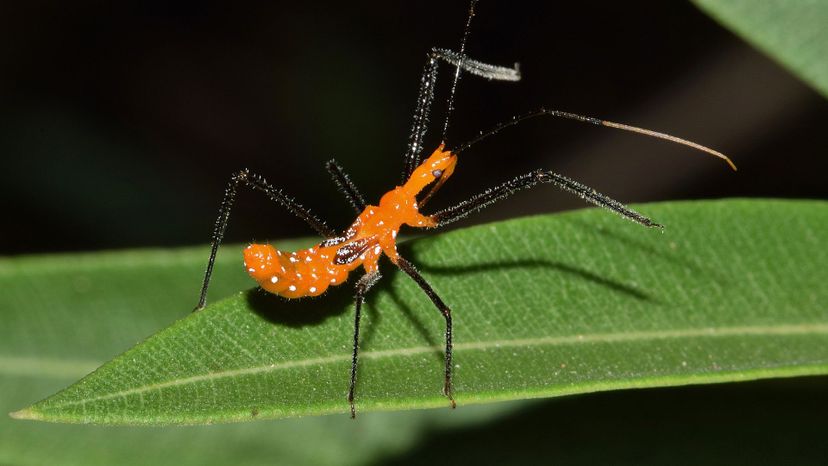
601 120 737 172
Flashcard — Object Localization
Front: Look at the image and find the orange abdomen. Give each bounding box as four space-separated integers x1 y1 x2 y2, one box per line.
243 243 353 299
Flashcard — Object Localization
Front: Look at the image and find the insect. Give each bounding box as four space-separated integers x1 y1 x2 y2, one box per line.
194 0 735 418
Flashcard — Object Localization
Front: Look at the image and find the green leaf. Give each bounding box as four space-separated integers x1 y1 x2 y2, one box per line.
1 239 522 466
12 199 828 426
693 0 828 98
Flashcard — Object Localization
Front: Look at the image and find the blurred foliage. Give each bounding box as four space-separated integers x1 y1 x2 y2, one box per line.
694 0 828 98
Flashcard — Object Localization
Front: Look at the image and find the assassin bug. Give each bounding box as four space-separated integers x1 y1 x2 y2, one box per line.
194 0 735 418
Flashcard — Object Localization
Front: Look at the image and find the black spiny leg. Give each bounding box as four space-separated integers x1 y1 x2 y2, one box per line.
326 159 367 214
349 271 382 418
402 54 439 183
195 170 337 311
431 169 663 229
396 257 456 409
401 48 520 183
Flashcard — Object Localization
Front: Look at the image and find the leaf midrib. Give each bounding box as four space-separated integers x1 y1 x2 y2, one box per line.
36 321 828 409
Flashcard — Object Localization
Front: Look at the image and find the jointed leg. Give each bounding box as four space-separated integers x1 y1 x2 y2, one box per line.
432 48 521 82
401 53 439 183
326 159 367 214
396 257 456 409
349 270 382 418
195 169 337 310
401 48 521 183
430 169 663 229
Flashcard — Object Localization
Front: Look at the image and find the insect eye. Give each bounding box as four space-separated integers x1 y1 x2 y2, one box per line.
432 169 443 178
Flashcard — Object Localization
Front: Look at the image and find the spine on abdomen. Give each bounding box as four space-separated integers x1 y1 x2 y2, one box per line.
243 243 353 299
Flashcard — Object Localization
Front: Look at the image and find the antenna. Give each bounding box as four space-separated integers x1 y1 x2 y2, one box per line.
453 108 737 171
440 0 479 144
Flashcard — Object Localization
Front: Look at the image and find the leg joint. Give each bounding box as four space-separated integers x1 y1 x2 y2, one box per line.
535 169 552 183
230 168 251 183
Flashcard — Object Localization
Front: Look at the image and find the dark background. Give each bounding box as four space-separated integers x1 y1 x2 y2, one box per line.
2 1 826 254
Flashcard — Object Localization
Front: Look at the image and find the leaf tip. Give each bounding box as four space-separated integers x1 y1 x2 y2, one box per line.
8 407 42 421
